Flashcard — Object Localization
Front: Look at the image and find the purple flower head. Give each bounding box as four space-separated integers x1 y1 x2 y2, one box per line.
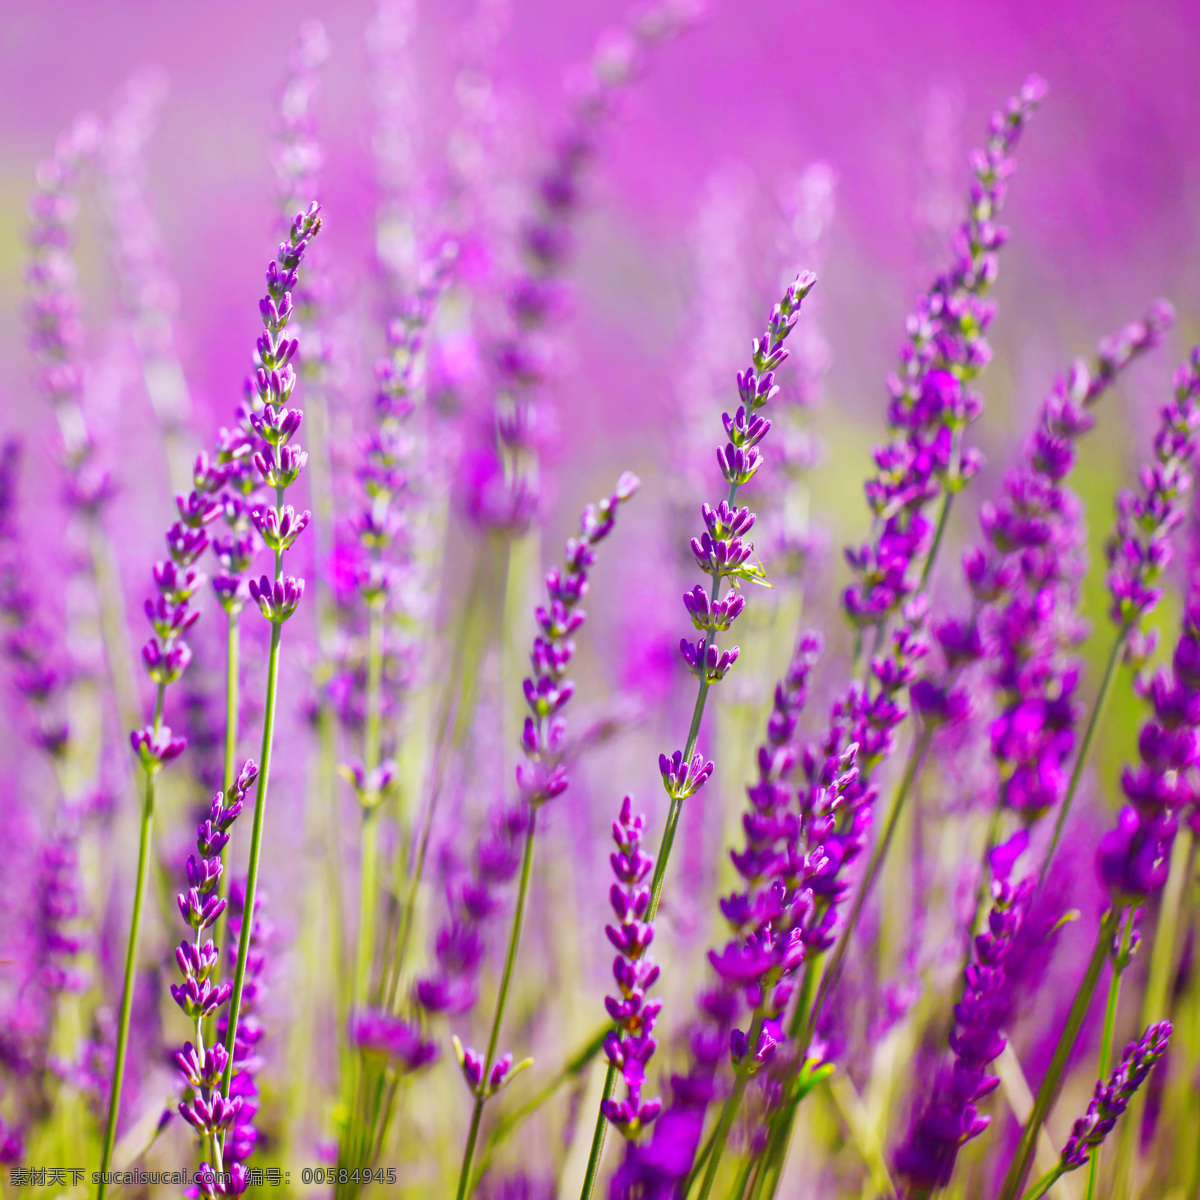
1106 349 1200 632
845 78 1046 628
894 838 1033 1192
518 476 639 807
351 1010 438 1073
1058 1022 1171 1171
601 796 663 1138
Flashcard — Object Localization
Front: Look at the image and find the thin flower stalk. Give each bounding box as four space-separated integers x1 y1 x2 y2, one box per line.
1042 347 1200 881
26 112 144 744
101 68 195 495
1018 1023 1171 1200
818 303 1173 1012
755 81 1049 1199
580 272 817 1200
217 203 323 1105
170 763 256 1190
454 475 640 1200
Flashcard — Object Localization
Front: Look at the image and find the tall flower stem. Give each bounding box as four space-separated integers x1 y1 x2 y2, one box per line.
578 582 719 1200
812 725 934 1016
1041 630 1127 885
1085 908 1136 1200
208 607 243 991
1110 829 1195 1198
96 682 165 1200
454 809 538 1200
997 906 1125 1200
384 542 493 1006
220 617 283 1098
354 603 386 1012
696 1009 766 1200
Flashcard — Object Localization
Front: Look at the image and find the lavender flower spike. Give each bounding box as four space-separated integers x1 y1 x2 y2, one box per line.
217 204 323 1112
601 797 663 1137
1015 1023 1173 1200
894 834 1034 1196
1059 1022 1172 1171
172 762 257 1185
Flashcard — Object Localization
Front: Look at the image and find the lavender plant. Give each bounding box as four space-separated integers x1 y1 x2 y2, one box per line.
7 20 1200 1200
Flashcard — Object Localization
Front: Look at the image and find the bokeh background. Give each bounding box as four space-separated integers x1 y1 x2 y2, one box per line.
3 0 1200 1193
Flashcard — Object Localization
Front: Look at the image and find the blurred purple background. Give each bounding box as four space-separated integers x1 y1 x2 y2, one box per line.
3 0 1199 456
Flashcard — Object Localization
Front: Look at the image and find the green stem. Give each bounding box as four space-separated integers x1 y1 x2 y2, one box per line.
1086 908 1135 1200
96 683 165 1200
223 608 241 796
209 609 242 1018
354 603 385 1013
220 617 283 1099
997 907 1124 1200
578 1064 619 1200
1110 828 1194 1198
919 491 953 591
812 726 933 1018
385 544 492 1008
454 808 539 1200
1019 1166 1067 1200
1040 629 1127 886
695 1013 763 1200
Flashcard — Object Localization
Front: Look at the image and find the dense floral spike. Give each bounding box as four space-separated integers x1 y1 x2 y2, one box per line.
601 797 663 1137
216 204 324 1116
171 761 255 1179
415 799 529 1019
0 440 73 759
710 636 827 1038
453 475 640 1093
352 1009 438 1074
216 878 271 1171
464 0 704 531
1057 1022 1172 1171
894 834 1033 1195
26 113 111 511
1097 570 1200 903
101 67 194 493
1106 348 1200 637
844 76 1046 628
913 304 1175 818
763 162 835 581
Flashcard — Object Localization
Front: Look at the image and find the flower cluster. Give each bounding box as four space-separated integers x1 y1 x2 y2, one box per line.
1097 582 1200 902
415 799 530 1019
101 67 193 493
1057 1021 1172 1170
894 834 1033 1195
709 637 823 1033
802 598 929 958
601 796 662 1136
1106 349 1200 634
172 763 256 1146
33 813 87 997
240 204 323 624
844 77 1046 627
218 879 271 1170
352 1009 438 1075
464 0 702 531
517 474 641 808
25 112 111 512
671 272 817 719
0 440 72 758
272 21 329 219
130 529 206 774
919 305 1175 816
